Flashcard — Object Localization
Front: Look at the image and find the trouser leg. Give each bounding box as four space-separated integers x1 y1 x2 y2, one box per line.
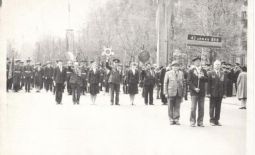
149 85 153 104
168 97 175 122
190 96 198 124
115 84 120 105
144 86 149 105
173 97 182 122
215 97 222 123
209 97 216 123
197 96 205 125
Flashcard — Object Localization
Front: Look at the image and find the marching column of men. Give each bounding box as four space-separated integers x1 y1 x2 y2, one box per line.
6 56 246 127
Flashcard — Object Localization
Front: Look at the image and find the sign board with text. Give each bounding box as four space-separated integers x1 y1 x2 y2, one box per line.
187 34 222 48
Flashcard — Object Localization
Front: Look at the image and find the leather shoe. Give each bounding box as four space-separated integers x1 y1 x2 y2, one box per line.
170 122 175 125
190 124 196 127
198 124 205 127
210 123 216 126
175 122 180 125
216 122 222 126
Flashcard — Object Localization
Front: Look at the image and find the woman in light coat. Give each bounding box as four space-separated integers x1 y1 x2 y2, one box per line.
237 66 247 109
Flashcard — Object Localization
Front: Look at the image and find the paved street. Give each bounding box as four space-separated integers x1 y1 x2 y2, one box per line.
2 89 246 155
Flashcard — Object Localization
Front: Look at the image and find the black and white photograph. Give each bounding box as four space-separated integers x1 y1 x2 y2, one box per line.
0 0 254 155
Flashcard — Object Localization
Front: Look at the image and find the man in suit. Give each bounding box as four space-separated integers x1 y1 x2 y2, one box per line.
53 60 67 104
207 60 227 126
106 58 122 105
164 61 185 125
80 61 88 95
188 56 208 127
141 63 156 105
66 61 73 95
24 58 33 92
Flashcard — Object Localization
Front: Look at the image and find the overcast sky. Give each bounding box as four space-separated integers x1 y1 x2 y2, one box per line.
1 0 108 57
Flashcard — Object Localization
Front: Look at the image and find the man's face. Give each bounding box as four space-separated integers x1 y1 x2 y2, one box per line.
47 64 51 68
58 61 62 67
172 65 179 71
146 64 151 69
132 64 136 70
113 62 118 68
214 61 221 70
194 60 201 67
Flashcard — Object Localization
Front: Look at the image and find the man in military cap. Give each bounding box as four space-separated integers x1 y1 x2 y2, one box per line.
188 56 208 127
13 59 22 92
53 59 67 104
106 58 122 105
24 58 33 92
44 61 54 92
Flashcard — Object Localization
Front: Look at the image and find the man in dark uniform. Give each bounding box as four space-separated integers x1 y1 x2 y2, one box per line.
53 60 67 104
66 61 73 95
80 61 88 95
106 58 122 105
13 59 22 92
24 58 33 92
155 66 161 99
188 56 208 127
207 60 227 126
141 63 156 105
44 61 54 92
160 66 167 105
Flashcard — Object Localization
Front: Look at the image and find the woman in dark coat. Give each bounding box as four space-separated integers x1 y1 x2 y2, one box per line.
69 62 83 104
127 62 139 105
88 62 100 104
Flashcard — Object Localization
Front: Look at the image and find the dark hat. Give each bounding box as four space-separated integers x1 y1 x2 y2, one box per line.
113 58 120 63
171 60 180 66
221 61 226 65
192 56 201 62
90 60 95 64
235 63 240 66
15 59 21 63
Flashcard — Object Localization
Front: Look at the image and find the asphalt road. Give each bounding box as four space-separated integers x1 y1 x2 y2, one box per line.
1 89 246 155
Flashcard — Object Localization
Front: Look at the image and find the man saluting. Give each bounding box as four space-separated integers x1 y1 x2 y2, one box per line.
106 58 122 105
